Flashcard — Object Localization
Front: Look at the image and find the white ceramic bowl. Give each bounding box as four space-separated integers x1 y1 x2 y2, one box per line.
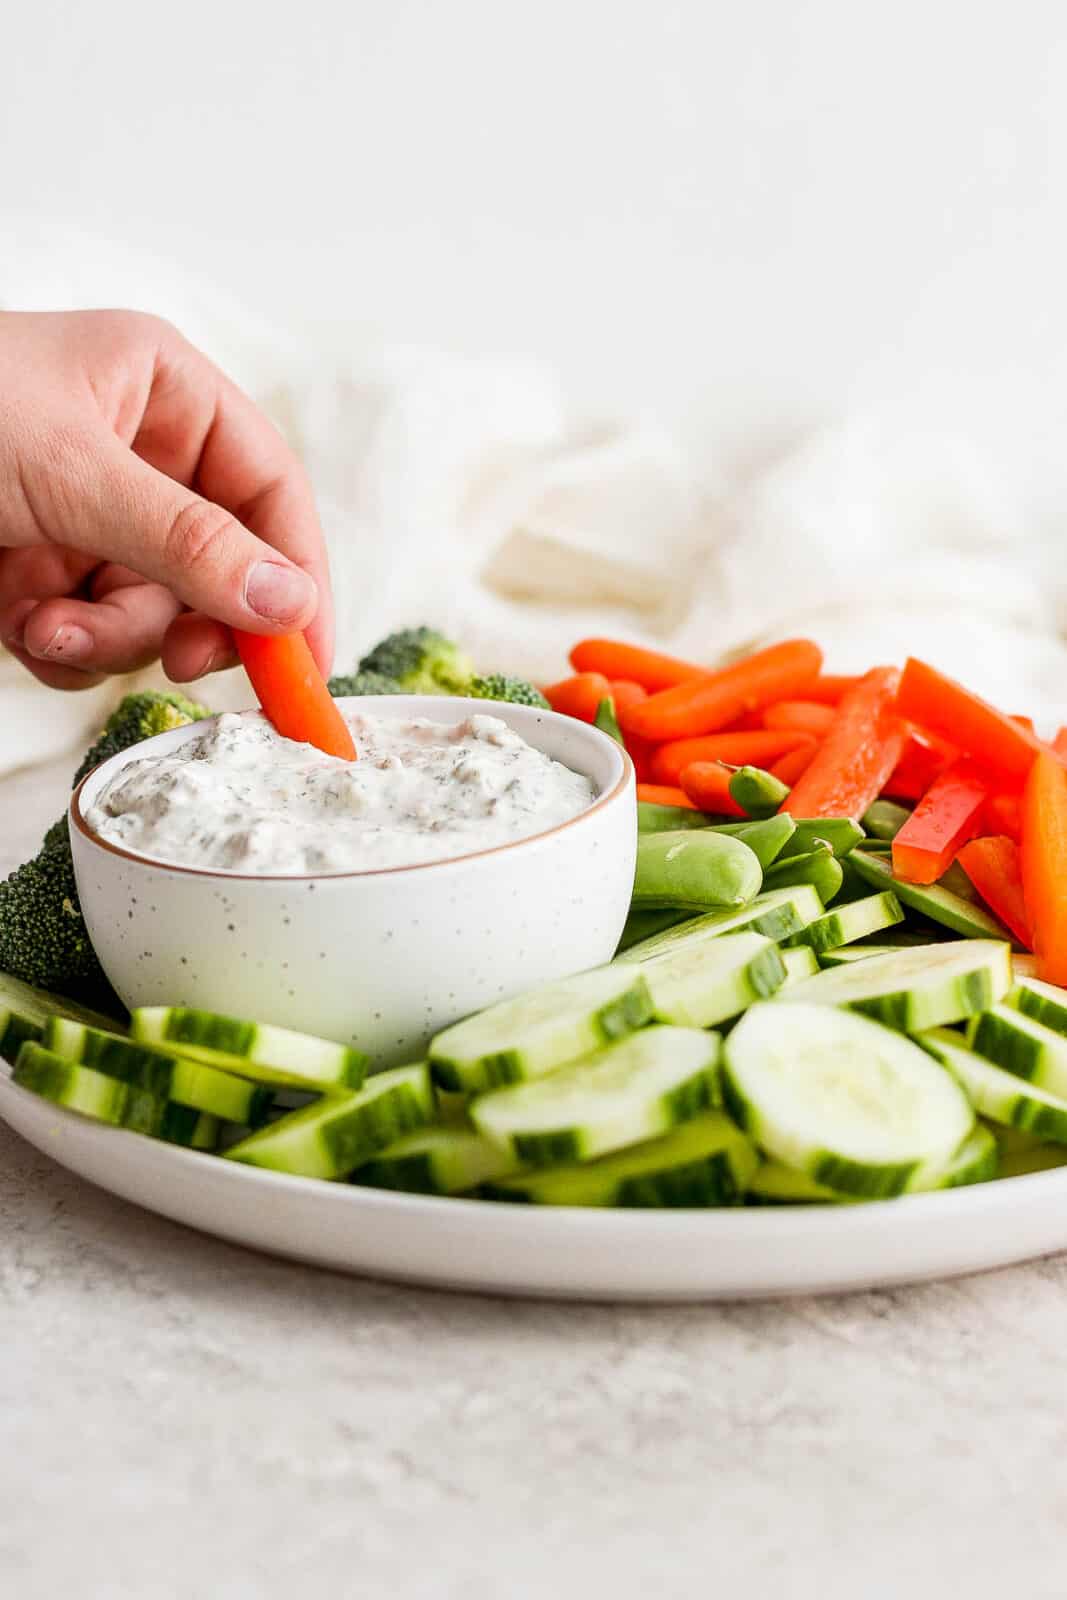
69 696 636 1065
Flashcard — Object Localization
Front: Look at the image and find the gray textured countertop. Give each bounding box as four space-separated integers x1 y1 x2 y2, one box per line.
3 758 1066 1600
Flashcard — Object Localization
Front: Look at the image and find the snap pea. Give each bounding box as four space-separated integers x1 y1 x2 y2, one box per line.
762 843 845 905
728 765 791 819
862 800 912 841
594 697 624 745
616 907 693 954
632 830 763 912
638 802 717 833
778 818 865 859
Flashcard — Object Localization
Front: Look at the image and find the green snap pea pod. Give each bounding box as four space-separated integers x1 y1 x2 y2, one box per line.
862 800 912 841
594 697 624 745
762 843 845 906
637 802 717 833
616 907 693 954
632 830 762 912
778 818 865 859
728 765 791 819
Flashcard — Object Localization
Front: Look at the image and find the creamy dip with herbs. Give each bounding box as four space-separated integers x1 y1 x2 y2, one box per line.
85 710 596 875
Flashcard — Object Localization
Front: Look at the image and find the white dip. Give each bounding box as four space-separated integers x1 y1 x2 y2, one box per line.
85 710 597 874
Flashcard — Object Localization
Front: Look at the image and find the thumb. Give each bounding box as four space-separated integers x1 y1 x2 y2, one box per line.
50 433 319 633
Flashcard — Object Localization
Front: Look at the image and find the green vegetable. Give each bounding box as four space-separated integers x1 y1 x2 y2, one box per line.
779 946 820 986
639 931 786 1028
0 818 121 1012
728 816 797 871
14 1042 219 1148
778 818 865 859
785 891 904 954
746 1162 847 1204
470 1025 721 1168
429 965 654 1092
778 940 1012 1031
919 1028 1067 1143
1006 974 1067 1037
632 830 762 911
728 765 790 819
762 843 844 905
593 696 624 742
722 1004 975 1198
861 800 912 842
0 971 125 1065
847 850 1014 942
468 674 551 710
816 943 904 967
967 1004 1067 1101
637 803 717 833
354 1125 518 1195
618 885 825 963
357 626 474 694
615 907 692 954
72 689 211 788
225 1063 434 1179
484 1112 756 1207
747 1123 998 1201
131 1006 368 1091
327 670 406 698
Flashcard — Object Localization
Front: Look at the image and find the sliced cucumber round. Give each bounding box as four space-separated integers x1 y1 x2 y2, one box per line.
1008 974 1067 1037
131 1006 368 1092
429 966 654 1093
967 1004 1067 1100
777 940 1011 1031
785 891 904 955
919 1029 1067 1143
722 1004 975 1197
779 946 819 986
354 1125 518 1195
13 1042 219 1148
618 885 825 965
225 1062 434 1179
746 1162 847 1204
44 1018 269 1125
470 1025 721 1168
484 1112 756 1207
905 1123 998 1191
616 907 692 954
639 932 785 1028
817 943 905 968
0 972 125 1066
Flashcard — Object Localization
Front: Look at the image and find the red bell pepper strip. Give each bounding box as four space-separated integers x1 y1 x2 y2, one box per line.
1021 752 1067 985
956 836 1031 947
780 668 903 820
896 657 1043 785
883 728 957 802
984 792 1022 842
891 759 989 885
1053 727 1067 760
770 743 819 785
234 632 356 760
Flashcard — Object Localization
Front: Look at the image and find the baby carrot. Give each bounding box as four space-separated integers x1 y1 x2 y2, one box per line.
896 657 1043 785
957 836 1031 947
544 672 612 722
770 743 818 786
763 700 836 737
802 674 861 705
1021 751 1067 984
781 667 903 820
636 783 697 809
890 760 989 885
649 730 815 786
569 639 707 692
677 762 747 817
1054 728 1067 759
234 632 356 760
608 680 649 719
621 639 823 741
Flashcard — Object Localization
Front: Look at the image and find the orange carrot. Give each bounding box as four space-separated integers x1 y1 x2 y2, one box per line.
649 730 816 787
896 657 1043 785
678 762 747 817
1012 715 1037 735
608 680 649 718
957 836 1031 947
770 743 819 786
234 632 356 760
781 668 904 820
1054 727 1067 759
1021 751 1067 984
802 674 862 705
621 639 823 741
569 639 707 692
984 792 1023 842
544 672 612 723
891 760 989 885
763 700 836 737
883 728 957 801
636 783 698 809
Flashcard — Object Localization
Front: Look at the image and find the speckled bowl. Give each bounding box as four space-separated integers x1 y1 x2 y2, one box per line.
69 696 636 1065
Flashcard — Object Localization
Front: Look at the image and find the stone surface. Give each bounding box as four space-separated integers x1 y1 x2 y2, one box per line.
3 760 1066 1600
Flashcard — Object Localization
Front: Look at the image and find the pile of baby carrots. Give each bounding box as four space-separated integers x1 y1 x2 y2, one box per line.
544 639 1067 985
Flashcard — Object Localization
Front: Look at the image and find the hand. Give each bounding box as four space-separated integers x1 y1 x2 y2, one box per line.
0 309 333 690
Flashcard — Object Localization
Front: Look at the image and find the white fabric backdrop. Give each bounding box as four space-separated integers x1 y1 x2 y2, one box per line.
3 223 1067 782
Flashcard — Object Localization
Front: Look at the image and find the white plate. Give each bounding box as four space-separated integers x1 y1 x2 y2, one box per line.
5 1066 1067 1300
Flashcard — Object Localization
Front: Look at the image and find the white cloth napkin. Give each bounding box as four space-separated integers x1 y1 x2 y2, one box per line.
3 219 1066 785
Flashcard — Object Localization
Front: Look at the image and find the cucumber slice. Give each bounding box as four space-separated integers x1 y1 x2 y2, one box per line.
750 1123 997 1199
616 907 691 954
779 818 866 859
639 932 786 1027
762 844 844 906
13 1042 221 1148
847 850 1014 942
632 830 762 911
354 1125 518 1194
618 885 824 965
780 946 819 985
747 1161 846 1204
43 1018 270 1125
471 1025 721 1168
785 891 904 955
484 1112 756 1207
638 803 716 833
918 1028 1067 1142
131 1006 368 1092
429 966 654 1092
967 1004 1067 1100
225 1062 433 1178
906 1123 998 1191
722 1004 974 1197
1007 974 1067 1036
817 943 905 967
778 940 1011 1030
992 1124 1067 1177
861 801 912 841
0 972 125 1066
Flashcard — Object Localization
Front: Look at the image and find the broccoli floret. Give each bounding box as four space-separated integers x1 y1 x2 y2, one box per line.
73 690 211 788
358 626 474 694
0 817 123 1013
468 674 550 709
327 670 406 698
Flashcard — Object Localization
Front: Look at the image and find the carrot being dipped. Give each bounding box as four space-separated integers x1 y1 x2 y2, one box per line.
234 631 357 761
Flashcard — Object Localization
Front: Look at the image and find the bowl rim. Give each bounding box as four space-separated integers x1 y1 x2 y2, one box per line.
69 695 634 883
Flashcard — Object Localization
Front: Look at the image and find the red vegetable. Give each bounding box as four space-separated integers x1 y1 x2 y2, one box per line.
891 760 989 885
781 668 903 820
957 836 1031 947
984 792 1023 843
234 632 356 761
650 730 815 786
770 744 819 786
1021 752 1067 985
883 729 957 802
896 657 1043 785
621 639 823 741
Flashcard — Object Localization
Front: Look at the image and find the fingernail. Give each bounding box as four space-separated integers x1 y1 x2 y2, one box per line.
37 625 93 662
245 562 315 623
2 599 36 651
